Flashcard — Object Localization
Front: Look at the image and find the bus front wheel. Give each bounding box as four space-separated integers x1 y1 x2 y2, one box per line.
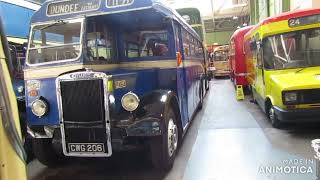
205 77 210 91
32 138 64 167
198 82 204 110
149 107 179 171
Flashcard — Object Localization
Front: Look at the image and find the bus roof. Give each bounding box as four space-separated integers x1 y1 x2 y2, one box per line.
260 8 320 25
31 0 201 40
213 45 229 52
247 8 320 38
230 25 254 40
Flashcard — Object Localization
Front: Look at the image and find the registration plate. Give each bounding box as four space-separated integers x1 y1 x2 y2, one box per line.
68 143 105 153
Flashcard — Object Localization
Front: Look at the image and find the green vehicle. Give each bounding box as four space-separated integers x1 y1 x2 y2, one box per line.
177 7 210 88
177 8 204 41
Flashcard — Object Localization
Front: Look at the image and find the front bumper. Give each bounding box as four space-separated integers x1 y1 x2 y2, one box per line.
28 116 162 152
274 106 320 122
116 117 161 137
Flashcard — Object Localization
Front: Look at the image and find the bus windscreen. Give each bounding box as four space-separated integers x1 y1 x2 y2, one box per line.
28 19 82 64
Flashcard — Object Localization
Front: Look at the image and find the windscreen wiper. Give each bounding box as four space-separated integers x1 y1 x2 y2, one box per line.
295 67 306 73
40 20 65 30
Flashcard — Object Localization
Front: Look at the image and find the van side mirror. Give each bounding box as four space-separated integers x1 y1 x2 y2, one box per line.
250 40 257 51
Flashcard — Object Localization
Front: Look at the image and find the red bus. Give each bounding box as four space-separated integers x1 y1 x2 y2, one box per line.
229 26 253 87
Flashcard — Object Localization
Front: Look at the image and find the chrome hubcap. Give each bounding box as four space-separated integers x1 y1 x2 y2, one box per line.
167 118 178 157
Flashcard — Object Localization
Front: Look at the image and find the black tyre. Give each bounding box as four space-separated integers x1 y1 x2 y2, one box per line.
247 85 253 94
32 138 63 167
19 112 34 163
149 107 179 171
198 83 203 110
268 106 283 129
205 77 210 91
24 138 34 163
208 72 213 80
251 87 258 104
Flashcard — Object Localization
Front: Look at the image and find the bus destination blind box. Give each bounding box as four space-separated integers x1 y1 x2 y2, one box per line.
288 14 320 28
106 0 134 8
47 0 101 16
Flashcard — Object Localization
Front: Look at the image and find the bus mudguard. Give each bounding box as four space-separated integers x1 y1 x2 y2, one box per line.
123 90 180 137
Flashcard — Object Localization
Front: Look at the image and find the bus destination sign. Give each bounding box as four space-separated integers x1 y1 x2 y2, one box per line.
288 14 320 28
47 0 101 16
106 0 134 8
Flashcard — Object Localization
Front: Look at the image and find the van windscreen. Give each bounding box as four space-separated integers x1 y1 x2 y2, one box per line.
263 28 320 70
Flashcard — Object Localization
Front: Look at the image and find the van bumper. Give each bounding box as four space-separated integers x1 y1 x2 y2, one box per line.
274 106 320 122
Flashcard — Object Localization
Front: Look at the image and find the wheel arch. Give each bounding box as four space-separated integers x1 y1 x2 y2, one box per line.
166 93 183 136
139 90 183 132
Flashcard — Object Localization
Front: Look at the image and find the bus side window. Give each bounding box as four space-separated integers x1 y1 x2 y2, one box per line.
173 24 181 52
125 42 139 58
251 38 263 69
198 42 204 59
182 30 190 57
123 30 169 58
256 47 263 69
190 37 195 57
87 31 115 62
232 41 235 61
263 38 275 70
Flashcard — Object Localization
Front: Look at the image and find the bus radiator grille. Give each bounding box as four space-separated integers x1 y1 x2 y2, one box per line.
60 79 105 123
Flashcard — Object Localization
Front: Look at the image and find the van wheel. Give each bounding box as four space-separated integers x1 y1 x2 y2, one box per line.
248 85 252 93
149 107 179 172
268 106 282 128
32 138 64 167
251 87 258 104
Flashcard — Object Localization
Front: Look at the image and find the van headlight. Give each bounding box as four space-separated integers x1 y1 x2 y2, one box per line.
283 92 298 104
121 92 140 112
31 99 48 117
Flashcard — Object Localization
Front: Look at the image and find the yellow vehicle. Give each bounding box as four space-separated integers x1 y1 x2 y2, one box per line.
0 17 27 180
244 8 320 128
210 45 230 78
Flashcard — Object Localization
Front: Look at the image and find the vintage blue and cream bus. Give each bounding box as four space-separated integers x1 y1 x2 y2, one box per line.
25 0 207 170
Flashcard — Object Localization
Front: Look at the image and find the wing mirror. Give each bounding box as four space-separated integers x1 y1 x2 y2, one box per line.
250 40 257 51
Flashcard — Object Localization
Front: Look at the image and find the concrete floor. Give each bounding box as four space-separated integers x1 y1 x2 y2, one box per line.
28 79 320 180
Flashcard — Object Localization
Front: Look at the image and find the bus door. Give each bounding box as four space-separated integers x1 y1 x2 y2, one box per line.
174 23 189 126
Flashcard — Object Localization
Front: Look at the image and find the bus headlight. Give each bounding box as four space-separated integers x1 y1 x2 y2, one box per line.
31 99 48 117
17 86 24 93
121 92 140 112
283 92 298 104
